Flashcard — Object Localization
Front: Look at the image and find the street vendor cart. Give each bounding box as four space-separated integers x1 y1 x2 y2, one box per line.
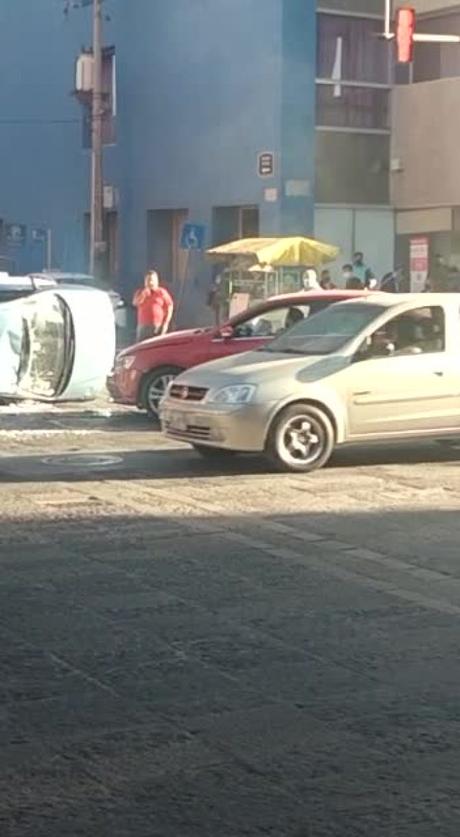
206 235 339 320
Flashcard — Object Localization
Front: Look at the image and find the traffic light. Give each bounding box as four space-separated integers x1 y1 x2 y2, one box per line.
395 6 416 63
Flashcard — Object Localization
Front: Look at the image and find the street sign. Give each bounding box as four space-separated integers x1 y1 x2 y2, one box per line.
410 236 429 292
258 151 275 178
180 223 206 251
6 224 27 247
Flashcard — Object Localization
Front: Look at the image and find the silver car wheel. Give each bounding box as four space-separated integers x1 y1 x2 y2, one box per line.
278 414 324 466
266 404 334 472
146 373 176 415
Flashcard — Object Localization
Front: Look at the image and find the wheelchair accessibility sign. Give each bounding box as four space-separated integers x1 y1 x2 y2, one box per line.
180 223 206 251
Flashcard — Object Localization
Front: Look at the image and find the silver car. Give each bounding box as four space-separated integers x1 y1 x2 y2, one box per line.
160 293 460 472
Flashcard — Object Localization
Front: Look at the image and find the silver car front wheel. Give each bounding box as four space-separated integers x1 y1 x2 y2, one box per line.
266 404 334 473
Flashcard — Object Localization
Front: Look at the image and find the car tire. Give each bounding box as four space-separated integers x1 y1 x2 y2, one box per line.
192 445 236 459
140 366 183 420
265 403 335 473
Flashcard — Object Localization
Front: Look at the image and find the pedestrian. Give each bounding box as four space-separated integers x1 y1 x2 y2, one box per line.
432 254 449 292
337 264 354 289
302 268 321 290
207 268 228 326
352 251 374 288
319 269 335 290
133 270 174 342
380 271 398 293
345 275 364 290
285 306 305 329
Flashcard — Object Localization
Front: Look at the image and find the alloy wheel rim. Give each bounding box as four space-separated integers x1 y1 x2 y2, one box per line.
278 414 324 466
147 374 176 414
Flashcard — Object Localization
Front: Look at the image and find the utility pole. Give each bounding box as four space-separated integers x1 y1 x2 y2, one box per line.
90 0 105 279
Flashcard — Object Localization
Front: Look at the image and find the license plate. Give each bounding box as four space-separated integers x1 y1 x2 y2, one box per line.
168 411 187 432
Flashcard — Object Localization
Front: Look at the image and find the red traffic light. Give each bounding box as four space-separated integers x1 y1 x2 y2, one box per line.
395 6 416 63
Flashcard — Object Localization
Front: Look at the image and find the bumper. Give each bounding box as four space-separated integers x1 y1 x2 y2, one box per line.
106 368 142 405
160 397 276 452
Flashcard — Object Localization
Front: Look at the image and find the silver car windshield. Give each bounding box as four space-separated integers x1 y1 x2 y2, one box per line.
263 302 387 355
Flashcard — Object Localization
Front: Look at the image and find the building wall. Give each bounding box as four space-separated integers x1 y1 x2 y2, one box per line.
0 0 92 273
391 77 460 210
314 3 394 281
404 0 460 13
0 0 317 324
115 0 316 320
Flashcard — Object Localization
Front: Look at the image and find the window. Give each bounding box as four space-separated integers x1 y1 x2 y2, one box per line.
316 13 390 133
316 84 389 131
315 132 390 205
212 206 259 246
362 307 445 359
317 14 390 85
233 304 312 339
266 303 387 356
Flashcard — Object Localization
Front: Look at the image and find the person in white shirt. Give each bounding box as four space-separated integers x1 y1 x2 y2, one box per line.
302 268 320 290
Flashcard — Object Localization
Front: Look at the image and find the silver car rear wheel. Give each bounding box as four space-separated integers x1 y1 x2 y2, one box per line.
266 404 334 473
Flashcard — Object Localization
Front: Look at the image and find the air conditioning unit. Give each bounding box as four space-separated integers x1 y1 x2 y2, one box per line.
390 157 404 172
76 52 94 93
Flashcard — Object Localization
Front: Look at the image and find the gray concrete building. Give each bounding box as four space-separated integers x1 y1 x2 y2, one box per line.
392 0 460 277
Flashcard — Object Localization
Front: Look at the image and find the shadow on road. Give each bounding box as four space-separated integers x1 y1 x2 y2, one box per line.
0 408 157 434
1 501 460 835
1 440 460 483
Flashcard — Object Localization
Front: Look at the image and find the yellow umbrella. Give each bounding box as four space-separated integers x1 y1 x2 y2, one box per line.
206 236 339 268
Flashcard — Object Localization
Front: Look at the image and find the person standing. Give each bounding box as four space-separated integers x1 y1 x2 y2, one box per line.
345 275 364 290
319 269 335 290
352 252 374 288
302 268 321 290
207 268 228 326
380 271 398 293
133 270 174 342
432 254 449 292
337 264 354 289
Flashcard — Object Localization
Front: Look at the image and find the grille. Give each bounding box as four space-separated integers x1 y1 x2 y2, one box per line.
169 384 208 402
165 423 211 441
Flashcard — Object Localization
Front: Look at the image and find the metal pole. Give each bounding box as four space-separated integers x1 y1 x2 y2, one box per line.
46 228 52 271
384 0 391 38
90 0 104 279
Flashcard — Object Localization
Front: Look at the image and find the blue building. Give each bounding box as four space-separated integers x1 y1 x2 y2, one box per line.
0 0 394 323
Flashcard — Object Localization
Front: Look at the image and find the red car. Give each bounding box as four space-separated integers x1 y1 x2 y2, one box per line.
107 290 368 418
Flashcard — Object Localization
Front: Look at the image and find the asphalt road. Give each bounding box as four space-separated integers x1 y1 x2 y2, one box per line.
1 402 460 836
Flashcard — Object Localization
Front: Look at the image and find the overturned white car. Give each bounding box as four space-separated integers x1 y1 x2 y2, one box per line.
0 285 115 402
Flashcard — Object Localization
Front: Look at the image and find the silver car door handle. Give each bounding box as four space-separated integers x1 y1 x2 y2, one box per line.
434 371 444 376
353 390 371 396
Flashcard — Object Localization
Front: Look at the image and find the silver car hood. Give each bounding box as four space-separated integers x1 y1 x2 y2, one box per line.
180 349 350 387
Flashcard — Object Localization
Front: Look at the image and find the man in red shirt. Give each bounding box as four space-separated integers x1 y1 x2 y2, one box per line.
133 270 174 342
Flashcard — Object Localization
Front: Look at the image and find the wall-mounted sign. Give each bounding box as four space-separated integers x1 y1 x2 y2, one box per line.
258 152 275 178
410 236 429 292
